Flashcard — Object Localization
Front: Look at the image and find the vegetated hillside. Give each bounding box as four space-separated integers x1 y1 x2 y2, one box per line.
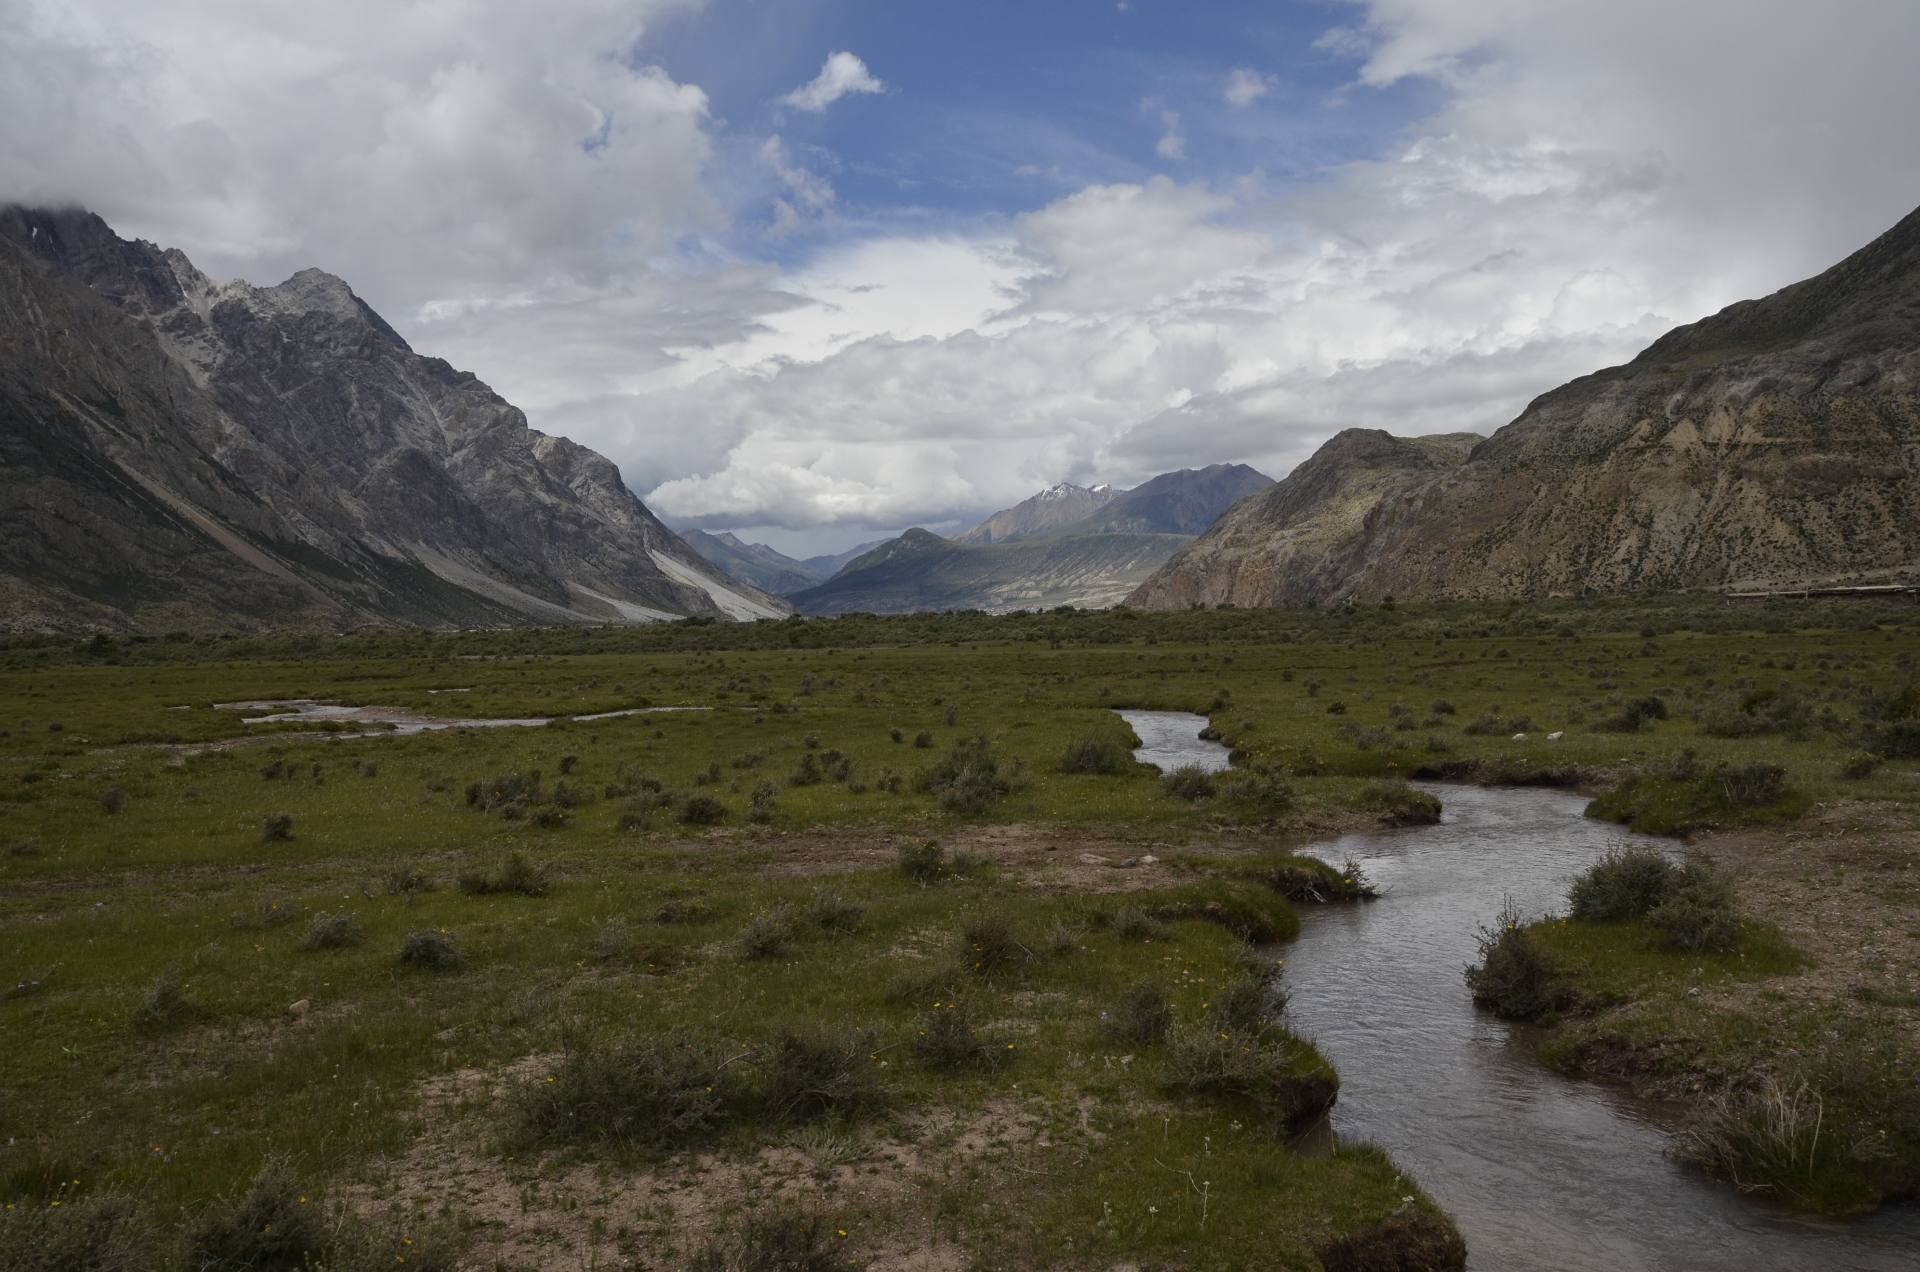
1128 433 1481 609
955 482 1116 544
788 527 1192 615
1133 204 1920 608
682 530 821 596
0 206 789 632
1075 463 1273 536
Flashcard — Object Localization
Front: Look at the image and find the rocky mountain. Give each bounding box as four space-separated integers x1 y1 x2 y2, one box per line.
1126 433 1481 609
801 539 889 581
682 530 820 596
787 528 1190 615
1131 205 1920 608
1075 463 1273 536
0 206 788 632
956 482 1116 544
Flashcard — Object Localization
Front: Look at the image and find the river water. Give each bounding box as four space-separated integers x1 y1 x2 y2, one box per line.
1114 710 1920 1271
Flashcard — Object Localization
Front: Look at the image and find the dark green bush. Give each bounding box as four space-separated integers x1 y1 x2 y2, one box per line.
916 735 1016 814
959 912 1028 973
1465 905 1558 1021
299 911 365 951
897 840 945 882
515 1033 740 1151
0 1189 153 1272
184 1158 329 1272
912 1004 1013 1071
760 1028 885 1121
1647 867 1739 954
1567 849 1677 922
1161 765 1216 801
1059 734 1131 775
679 795 728 825
398 930 462 971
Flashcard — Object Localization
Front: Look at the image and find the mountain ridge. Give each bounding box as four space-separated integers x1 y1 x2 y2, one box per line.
0 206 789 632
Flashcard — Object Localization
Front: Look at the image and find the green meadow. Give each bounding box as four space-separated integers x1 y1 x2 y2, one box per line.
3 595 1916 1267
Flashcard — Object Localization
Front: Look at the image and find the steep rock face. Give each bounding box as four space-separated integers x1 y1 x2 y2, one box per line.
682 530 821 596
1077 463 1272 536
789 527 1190 615
1127 433 1480 609
1132 204 1920 607
956 482 1116 544
0 207 787 630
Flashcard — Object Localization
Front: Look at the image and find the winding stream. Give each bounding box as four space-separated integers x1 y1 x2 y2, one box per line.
211 699 706 737
1114 710 1920 1271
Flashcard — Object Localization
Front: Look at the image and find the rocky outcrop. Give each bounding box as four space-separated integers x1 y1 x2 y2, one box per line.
0 206 788 631
1127 433 1479 609
1131 204 1920 608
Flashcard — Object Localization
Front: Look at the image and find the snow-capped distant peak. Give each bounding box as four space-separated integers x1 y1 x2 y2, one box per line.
1040 482 1080 499
1090 483 1111 494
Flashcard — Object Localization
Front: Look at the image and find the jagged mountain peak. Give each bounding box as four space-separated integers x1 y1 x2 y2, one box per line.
0 206 788 631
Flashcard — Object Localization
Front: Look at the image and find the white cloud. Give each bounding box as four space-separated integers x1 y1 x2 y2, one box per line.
0 0 714 312
777 50 885 114
1224 68 1273 107
7 0 1920 554
1143 98 1186 161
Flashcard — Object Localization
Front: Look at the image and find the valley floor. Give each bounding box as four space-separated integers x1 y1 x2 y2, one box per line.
2 594 1916 1267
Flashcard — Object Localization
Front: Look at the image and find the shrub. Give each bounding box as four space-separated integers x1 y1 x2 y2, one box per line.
1465 905 1558 1020
655 898 717 925
1567 849 1677 922
913 730 934 748
1109 905 1169 943
959 912 1027 973
516 1033 740 1151
1359 781 1442 825
897 840 946 883
0 1189 154 1272
789 753 823 787
1137 881 1300 943
1208 974 1282 1035
761 1028 885 1121
1597 695 1670 734
917 735 1016 814
184 1158 328 1272
738 907 796 960
134 966 206 1029
1161 765 1216 801
1215 765 1293 814
1315 1206 1467 1272
100 787 125 815
457 851 550 897
1059 735 1130 775
1104 983 1173 1044
747 780 779 823
688 1209 841 1272
383 863 436 896
299 911 365 951
398 930 462 971
912 1004 1013 1071
260 812 294 843
889 726 904 743
1864 719 1920 760
806 888 864 934
1161 1026 1338 1128
1647 867 1739 954
466 770 542 816
679 794 728 825
1839 751 1881 780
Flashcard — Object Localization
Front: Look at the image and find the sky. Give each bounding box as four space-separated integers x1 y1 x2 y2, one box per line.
5 1 1920 556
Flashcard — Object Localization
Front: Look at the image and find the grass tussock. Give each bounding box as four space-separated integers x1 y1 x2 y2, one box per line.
916 735 1020 814
1565 850 1742 954
516 1033 741 1152
457 850 551 897
1103 982 1173 1044
1315 1205 1467 1272
298 911 365 951
1161 765 1215 801
1162 1025 1337 1129
912 1002 1014 1071
1058 734 1132 775
687 1208 842 1272
398 929 462 971
0 1190 154 1272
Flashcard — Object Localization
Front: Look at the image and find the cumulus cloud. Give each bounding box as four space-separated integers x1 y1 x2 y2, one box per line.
6 0 1920 554
777 50 886 113
1223 68 1273 107
0 0 713 312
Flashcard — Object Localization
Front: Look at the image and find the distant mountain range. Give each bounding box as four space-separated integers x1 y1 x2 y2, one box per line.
1131 204 1920 608
680 530 887 597
785 464 1273 614
0 207 789 632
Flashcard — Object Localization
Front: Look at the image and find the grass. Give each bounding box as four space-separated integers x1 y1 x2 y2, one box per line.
2 596 1917 1256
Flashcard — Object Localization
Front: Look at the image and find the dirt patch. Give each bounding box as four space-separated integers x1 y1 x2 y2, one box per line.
1692 803 1920 1022
342 1061 1094 1270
